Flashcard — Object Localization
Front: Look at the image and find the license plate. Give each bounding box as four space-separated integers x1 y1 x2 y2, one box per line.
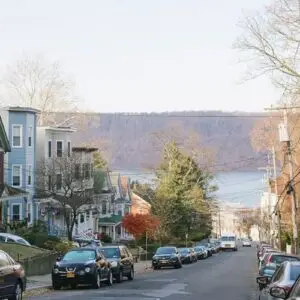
67 272 75 278
161 260 167 263
225 244 231 247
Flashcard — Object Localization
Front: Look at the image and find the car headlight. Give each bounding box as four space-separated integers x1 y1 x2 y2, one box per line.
110 261 118 267
85 267 91 273
53 268 59 274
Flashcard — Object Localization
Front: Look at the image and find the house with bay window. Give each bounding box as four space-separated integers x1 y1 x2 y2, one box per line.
0 106 39 224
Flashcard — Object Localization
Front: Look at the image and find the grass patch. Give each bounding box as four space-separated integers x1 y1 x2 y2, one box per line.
0 243 49 260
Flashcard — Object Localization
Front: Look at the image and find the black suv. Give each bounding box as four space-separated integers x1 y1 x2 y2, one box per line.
99 245 134 283
152 246 182 269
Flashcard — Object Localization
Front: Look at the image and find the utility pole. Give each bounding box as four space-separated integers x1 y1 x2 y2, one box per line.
265 105 300 254
272 146 282 250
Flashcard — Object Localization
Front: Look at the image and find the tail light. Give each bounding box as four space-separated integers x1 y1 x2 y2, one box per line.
280 285 292 294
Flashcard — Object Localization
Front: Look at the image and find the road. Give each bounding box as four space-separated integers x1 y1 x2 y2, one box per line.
28 247 258 300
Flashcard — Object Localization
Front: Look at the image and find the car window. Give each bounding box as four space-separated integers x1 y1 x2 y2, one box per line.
0 252 10 267
0 236 6 242
271 265 284 283
289 277 300 297
271 255 299 264
290 265 300 281
156 247 176 255
100 248 120 259
62 250 96 261
16 238 28 245
7 238 15 242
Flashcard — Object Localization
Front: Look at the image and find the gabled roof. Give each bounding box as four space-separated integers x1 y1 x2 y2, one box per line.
0 184 28 200
0 116 10 153
120 176 129 197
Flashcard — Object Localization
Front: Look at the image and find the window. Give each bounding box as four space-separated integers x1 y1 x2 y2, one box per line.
118 210 122 216
48 175 52 191
12 165 21 186
80 214 84 223
56 174 62 190
67 141 71 157
48 141 52 158
102 202 107 214
75 164 81 179
27 165 32 185
27 203 31 223
83 163 90 179
90 163 94 176
12 204 21 221
12 125 22 147
56 141 63 157
28 126 33 147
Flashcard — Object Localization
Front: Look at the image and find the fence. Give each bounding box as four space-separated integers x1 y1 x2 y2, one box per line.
19 252 58 276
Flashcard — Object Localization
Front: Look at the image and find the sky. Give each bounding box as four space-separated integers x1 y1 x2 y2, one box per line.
0 0 280 113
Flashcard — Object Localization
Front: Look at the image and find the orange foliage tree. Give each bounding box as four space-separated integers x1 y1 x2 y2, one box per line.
122 213 160 239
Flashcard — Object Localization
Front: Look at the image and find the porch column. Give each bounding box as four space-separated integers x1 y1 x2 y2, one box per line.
121 225 124 239
112 225 116 241
89 210 93 229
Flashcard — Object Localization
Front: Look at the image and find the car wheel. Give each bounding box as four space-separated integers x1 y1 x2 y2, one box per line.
9 282 23 300
153 266 158 270
93 271 101 289
116 269 123 283
128 267 134 280
52 282 61 290
175 263 182 268
107 270 113 286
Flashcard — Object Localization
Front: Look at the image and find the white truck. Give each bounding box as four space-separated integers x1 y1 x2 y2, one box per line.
220 233 237 251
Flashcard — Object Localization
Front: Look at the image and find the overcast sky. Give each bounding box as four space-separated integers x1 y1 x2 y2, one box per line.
0 0 279 113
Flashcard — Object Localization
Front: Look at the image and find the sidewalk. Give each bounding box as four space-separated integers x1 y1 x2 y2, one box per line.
26 260 152 290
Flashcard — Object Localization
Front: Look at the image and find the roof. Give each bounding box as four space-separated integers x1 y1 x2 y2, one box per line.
0 184 28 198
39 126 76 133
99 215 122 224
131 192 151 208
0 116 11 153
7 106 40 114
72 147 98 152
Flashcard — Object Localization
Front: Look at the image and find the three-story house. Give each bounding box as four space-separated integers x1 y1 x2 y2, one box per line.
0 106 39 224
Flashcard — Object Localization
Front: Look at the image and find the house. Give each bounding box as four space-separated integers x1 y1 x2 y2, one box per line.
98 172 132 241
131 192 151 215
0 115 29 227
0 107 39 224
35 125 76 236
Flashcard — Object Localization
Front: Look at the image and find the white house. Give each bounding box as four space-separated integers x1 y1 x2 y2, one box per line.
35 125 98 238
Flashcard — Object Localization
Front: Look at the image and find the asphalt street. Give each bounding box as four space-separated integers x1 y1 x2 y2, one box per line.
28 247 258 300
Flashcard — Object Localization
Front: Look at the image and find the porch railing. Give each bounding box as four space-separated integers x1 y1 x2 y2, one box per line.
48 223 67 237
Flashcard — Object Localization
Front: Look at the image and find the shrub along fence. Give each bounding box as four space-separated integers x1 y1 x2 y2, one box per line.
18 252 58 276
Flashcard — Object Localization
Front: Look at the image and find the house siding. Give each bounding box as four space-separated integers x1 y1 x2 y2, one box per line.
0 108 38 224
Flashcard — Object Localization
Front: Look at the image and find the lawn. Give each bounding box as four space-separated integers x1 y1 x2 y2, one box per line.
0 243 49 260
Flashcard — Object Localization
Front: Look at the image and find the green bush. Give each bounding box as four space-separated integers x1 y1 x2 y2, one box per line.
43 236 62 251
101 233 112 243
54 241 74 254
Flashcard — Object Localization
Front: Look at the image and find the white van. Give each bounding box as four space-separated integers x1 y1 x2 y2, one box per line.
220 233 237 251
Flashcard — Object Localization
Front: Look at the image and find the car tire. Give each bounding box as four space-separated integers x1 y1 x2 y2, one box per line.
153 266 158 270
107 270 113 286
92 271 101 289
127 267 134 280
116 269 123 283
52 282 61 290
175 263 182 268
9 281 23 300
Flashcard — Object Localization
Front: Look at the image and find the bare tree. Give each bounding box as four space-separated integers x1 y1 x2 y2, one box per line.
1 54 100 130
36 153 94 241
235 0 300 102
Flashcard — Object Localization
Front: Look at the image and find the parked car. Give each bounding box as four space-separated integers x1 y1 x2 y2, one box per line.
99 245 134 283
0 233 30 246
257 261 300 297
196 243 213 256
0 249 26 300
194 246 208 259
259 253 299 278
271 271 300 299
152 246 182 269
179 248 194 264
52 247 113 289
242 239 251 247
258 251 282 273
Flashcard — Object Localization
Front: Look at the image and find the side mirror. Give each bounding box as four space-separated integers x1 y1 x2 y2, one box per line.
56 256 62 262
269 287 286 299
256 276 269 287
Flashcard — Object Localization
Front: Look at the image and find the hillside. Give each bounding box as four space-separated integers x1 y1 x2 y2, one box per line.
68 111 267 172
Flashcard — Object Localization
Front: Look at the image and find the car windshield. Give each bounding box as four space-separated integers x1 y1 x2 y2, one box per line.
221 236 235 241
290 265 300 280
195 247 204 251
156 247 176 255
179 248 189 253
271 255 299 264
16 238 28 245
100 248 120 259
62 250 96 261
